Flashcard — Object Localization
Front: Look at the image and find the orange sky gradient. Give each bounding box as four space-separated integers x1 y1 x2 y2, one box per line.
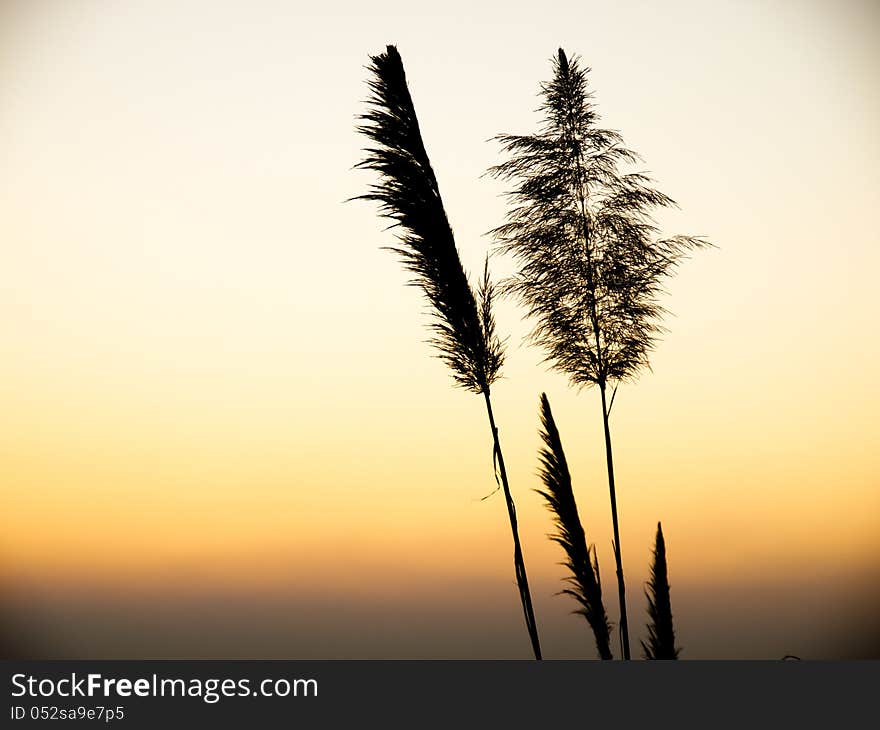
2 0 879 658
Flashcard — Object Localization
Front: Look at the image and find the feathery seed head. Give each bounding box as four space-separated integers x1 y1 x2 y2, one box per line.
356 45 504 393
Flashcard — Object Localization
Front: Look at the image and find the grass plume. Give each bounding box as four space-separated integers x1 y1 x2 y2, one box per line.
355 45 541 659
490 48 710 658
537 393 612 659
642 522 680 660
355 46 502 393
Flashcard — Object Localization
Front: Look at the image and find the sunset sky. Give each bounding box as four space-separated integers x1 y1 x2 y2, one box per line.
2 0 878 658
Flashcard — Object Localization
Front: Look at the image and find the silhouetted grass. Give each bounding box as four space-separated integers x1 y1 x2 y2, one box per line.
490 48 710 658
355 45 541 659
642 522 680 660
537 393 612 659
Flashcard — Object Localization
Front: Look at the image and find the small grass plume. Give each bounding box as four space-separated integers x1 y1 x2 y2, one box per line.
642 522 680 660
537 393 612 659
355 45 541 659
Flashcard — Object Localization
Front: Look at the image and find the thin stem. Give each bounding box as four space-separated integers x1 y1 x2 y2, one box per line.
600 382 631 660
483 390 543 660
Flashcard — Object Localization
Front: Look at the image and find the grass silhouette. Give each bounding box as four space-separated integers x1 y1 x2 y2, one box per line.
490 48 710 658
537 393 612 659
642 522 680 660
355 45 542 659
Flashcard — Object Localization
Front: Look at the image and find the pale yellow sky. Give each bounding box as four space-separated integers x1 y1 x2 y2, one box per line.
1 0 878 658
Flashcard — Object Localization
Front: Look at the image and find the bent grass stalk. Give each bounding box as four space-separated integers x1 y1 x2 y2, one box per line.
355 45 541 659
